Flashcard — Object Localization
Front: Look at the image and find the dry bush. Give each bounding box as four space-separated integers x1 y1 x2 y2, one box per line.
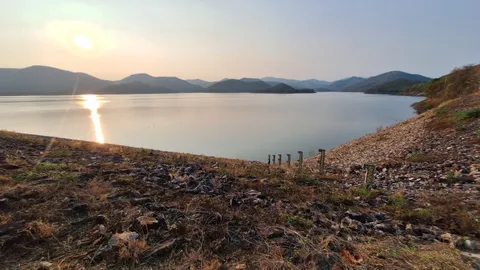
24 220 54 239
0 175 11 184
119 240 149 263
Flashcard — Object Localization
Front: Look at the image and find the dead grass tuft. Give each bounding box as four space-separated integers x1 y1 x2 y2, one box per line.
0 175 11 184
119 240 149 263
358 238 470 269
0 213 12 225
24 220 54 239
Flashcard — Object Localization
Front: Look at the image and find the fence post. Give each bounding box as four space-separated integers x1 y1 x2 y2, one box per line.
298 151 303 172
287 154 291 167
268 155 271 165
363 164 376 188
318 149 326 175
272 154 276 165
278 154 282 165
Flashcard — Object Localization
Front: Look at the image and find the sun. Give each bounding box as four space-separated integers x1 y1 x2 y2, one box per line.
73 34 93 50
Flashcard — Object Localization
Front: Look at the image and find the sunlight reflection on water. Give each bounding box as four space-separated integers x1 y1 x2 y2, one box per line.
81 95 105 143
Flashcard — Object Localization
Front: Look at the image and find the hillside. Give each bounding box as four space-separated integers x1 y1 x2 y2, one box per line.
342 71 430 92
255 83 315 94
207 79 271 93
327 76 365 91
413 65 480 113
0 66 112 95
363 79 424 95
400 82 427 96
261 77 330 89
98 81 174 94
185 79 214 88
119 74 203 93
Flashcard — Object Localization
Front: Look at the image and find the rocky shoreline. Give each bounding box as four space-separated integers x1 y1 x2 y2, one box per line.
0 92 479 269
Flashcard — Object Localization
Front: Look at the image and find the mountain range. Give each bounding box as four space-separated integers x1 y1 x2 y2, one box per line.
0 65 432 95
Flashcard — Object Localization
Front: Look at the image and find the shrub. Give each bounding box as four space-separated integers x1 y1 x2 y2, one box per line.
287 215 313 228
455 109 480 121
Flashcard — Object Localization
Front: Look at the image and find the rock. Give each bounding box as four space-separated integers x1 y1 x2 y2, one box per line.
94 215 108 225
235 264 246 269
421 233 436 242
375 223 397 234
185 166 194 175
108 232 139 247
374 213 387 221
71 203 89 214
0 198 10 209
267 228 285 239
347 212 374 223
145 203 167 211
37 261 53 270
456 239 479 251
130 197 152 206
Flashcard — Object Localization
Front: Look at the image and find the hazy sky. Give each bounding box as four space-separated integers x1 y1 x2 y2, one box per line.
1 0 479 81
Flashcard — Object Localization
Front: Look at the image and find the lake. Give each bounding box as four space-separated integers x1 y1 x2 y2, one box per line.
0 93 423 161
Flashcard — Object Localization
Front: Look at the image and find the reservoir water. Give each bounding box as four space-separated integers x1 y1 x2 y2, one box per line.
0 93 423 161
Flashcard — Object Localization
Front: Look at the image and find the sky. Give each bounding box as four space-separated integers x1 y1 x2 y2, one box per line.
0 0 479 81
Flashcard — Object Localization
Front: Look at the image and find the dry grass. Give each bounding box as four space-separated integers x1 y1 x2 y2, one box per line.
24 220 54 239
0 213 12 225
0 175 11 184
119 239 149 263
358 238 469 269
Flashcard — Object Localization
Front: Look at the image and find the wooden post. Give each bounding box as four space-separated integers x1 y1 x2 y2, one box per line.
318 149 326 175
287 154 291 167
363 164 376 187
268 155 271 165
278 154 282 165
272 155 276 165
298 151 303 172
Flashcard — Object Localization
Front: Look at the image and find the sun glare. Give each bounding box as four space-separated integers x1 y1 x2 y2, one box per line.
82 95 105 143
73 34 93 50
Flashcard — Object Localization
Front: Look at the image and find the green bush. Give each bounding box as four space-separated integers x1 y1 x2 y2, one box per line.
287 215 313 228
455 109 480 121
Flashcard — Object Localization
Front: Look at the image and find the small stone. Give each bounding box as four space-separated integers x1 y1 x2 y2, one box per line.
94 215 108 225
421 233 436 242
108 232 139 247
0 198 10 209
71 203 89 214
37 261 53 270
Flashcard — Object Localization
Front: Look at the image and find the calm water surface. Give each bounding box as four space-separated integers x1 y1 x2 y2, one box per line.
0 93 423 161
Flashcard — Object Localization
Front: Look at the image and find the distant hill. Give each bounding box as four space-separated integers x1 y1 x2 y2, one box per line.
185 79 213 88
364 79 426 95
261 77 330 89
342 71 430 92
256 83 315 94
315 87 335 92
240 78 266 83
98 81 174 94
119 74 203 93
208 79 271 93
0 66 112 95
327 77 365 91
